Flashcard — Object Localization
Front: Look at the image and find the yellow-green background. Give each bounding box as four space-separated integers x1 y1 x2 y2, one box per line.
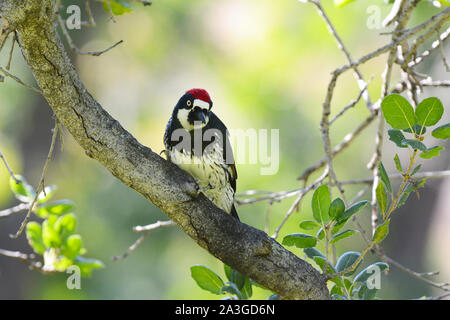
0 0 449 299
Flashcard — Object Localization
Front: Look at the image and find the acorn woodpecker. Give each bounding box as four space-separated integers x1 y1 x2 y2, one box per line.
164 88 239 220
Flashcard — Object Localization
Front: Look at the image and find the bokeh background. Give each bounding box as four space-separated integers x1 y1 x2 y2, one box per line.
0 0 449 299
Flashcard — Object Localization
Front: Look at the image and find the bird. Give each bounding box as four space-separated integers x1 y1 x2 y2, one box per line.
164 88 239 220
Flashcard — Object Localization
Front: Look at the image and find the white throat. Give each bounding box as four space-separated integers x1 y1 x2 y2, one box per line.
177 99 210 131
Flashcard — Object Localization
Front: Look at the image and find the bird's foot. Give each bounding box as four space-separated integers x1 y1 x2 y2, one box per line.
196 183 214 197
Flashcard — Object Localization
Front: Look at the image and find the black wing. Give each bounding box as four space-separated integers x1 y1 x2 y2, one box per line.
206 112 238 192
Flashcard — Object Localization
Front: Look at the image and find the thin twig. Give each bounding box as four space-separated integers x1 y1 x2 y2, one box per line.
330 79 372 125
0 150 20 184
112 220 175 261
0 203 30 218
308 0 373 110
437 28 450 72
0 67 43 95
6 31 16 70
58 15 123 56
106 0 117 23
379 254 450 291
408 26 450 68
10 123 59 239
0 248 44 272
271 169 328 239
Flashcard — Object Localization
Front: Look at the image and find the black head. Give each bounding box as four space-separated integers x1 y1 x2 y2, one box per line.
174 88 213 131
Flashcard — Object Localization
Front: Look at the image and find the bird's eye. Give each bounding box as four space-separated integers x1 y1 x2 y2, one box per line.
187 100 192 107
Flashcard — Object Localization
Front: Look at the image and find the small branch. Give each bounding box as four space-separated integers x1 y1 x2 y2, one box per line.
382 0 405 27
133 220 175 232
379 253 450 291
0 248 44 272
10 123 59 239
308 0 373 110
271 169 328 239
264 202 274 235
6 31 16 70
340 170 450 185
0 149 20 184
84 0 96 28
0 67 43 95
421 79 450 87
329 79 372 125
408 26 450 68
0 203 30 219
112 220 175 261
437 28 450 72
106 0 117 23
0 18 12 52
57 15 123 56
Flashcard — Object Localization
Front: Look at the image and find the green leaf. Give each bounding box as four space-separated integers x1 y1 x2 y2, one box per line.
335 251 361 275
190 265 224 295
411 164 422 176
103 0 132 15
397 192 410 207
388 129 407 148
55 214 77 241
299 220 320 230
74 257 104 277
334 0 356 7
379 162 392 193
381 94 416 130
354 262 389 283
403 179 426 196
54 256 73 272
420 146 444 159
61 234 83 260
331 220 346 235
9 175 35 203
37 185 57 204
220 282 243 300
224 264 231 282
330 284 344 296
303 247 325 260
336 200 368 224
282 233 317 248
311 185 331 224
403 124 426 135
358 283 377 300
42 215 62 248
316 227 325 240
36 200 75 218
431 123 450 140
313 256 336 274
330 229 357 244
229 269 246 291
26 222 46 255
401 139 427 151
393 154 402 172
329 198 345 220
376 182 388 216
373 219 390 243
415 97 444 127
241 278 253 300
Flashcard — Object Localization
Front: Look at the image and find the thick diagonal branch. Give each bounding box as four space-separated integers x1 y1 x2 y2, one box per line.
1 0 329 300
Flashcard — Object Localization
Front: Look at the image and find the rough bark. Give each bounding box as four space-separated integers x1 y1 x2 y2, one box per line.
0 0 330 299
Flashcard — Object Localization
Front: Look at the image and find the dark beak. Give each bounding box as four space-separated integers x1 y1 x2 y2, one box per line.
191 108 207 124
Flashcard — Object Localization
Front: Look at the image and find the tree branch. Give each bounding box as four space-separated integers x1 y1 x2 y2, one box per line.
1 0 329 300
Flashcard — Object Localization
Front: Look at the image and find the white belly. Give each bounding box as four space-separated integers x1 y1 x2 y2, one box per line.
168 147 234 213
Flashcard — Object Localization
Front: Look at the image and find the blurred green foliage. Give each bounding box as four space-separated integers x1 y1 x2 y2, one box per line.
0 0 448 299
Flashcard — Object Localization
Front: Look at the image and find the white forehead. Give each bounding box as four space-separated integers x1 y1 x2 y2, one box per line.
194 99 210 110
